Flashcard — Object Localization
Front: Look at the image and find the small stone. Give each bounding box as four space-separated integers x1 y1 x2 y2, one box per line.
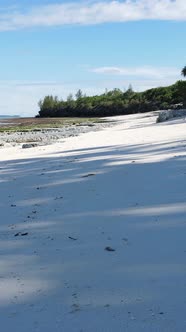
68 236 78 241
22 143 38 149
82 173 95 178
14 232 28 237
105 246 115 252
14 232 21 237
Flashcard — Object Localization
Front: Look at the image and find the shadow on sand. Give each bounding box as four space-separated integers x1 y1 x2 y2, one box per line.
0 139 186 331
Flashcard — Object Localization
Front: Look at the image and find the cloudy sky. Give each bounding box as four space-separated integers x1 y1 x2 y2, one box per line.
0 0 185 116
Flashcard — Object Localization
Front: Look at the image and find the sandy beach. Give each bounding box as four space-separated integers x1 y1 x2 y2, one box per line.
0 112 186 332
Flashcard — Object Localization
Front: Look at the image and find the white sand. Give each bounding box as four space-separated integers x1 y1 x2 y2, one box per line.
0 112 186 332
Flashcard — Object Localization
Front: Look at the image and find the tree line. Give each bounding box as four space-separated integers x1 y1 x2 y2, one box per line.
37 76 186 118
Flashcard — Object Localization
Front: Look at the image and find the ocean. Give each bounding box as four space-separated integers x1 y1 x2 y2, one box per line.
0 115 20 119
0 115 20 126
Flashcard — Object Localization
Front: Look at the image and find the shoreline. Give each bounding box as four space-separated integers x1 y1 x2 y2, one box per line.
0 117 116 148
1 109 185 148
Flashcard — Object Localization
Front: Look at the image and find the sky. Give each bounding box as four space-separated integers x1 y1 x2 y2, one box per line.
0 0 186 116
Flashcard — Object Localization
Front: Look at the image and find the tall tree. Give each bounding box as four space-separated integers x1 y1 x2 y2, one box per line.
181 66 186 77
75 89 83 100
66 93 75 108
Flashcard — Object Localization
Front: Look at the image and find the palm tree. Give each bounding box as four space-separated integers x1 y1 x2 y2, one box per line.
180 66 186 108
181 66 186 77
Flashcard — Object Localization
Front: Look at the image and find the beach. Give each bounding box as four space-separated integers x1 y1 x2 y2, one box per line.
0 117 114 147
0 111 186 332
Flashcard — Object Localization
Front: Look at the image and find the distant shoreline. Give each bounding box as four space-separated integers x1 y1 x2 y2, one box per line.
0 115 20 119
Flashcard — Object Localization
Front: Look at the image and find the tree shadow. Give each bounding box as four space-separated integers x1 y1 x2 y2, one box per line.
0 140 186 331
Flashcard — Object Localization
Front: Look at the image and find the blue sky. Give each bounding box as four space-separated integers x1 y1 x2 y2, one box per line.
0 0 186 116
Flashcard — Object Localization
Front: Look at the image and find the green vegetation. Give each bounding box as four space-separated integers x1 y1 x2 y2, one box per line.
37 80 186 118
0 117 104 133
181 66 186 77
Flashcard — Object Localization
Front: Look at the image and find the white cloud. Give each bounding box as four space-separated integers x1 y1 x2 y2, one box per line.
0 0 186 31
91 66 180 79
